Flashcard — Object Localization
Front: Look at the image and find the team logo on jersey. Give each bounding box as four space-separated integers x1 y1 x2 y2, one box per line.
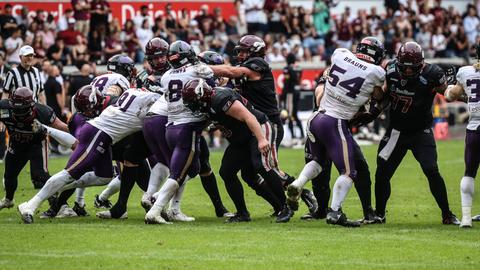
400 79 407 86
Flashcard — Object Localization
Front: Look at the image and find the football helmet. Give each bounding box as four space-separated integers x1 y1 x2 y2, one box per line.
182 79 213 112
234 35 266 63
107 54 137 81
396 41 424 78
167 41 198 69
145 38 169 74
355 36 385 65
9 87 35 122
198 51 225 65
74 85 104 118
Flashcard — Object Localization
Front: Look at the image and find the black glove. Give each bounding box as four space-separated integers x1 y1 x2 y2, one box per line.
349 112 376 128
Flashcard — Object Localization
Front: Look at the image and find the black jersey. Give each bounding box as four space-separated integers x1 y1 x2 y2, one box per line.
0 100 55 145
236 57 279 118
210 87 268 143
283 64 301 94
385 60 447 132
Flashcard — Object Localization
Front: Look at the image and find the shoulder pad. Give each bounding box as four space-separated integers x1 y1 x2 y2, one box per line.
242 57 270 73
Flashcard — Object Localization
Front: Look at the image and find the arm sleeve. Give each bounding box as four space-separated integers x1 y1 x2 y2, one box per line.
3 71 14 94
35 104 56 125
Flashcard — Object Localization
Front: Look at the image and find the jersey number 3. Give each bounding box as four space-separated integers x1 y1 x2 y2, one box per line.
328 64 365 99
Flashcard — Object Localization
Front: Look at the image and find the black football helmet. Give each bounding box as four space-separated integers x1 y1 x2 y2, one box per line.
145 37 169 74
198 51 225 65
74 85 104 118
182 79 213 112
396 41 425 78
10 87 35 122
107 54 137 81
234 35 266 63
167 41 198 69
355 37 385 65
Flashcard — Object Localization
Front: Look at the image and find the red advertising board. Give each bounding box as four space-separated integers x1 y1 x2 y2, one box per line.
3 0 236 26
272 69 324 94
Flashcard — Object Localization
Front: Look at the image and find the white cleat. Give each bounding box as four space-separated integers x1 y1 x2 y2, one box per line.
460 216 473 228
18 202 34 224
0 197 14 211
145 212 171 224
55 204 78 218
96 210 128 219
141 193 154 212
167 209 195 222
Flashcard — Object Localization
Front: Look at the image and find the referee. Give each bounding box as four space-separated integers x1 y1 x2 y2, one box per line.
1 45 50 189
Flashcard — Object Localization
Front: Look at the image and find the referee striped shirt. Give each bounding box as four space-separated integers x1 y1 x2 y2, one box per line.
1 64 43 102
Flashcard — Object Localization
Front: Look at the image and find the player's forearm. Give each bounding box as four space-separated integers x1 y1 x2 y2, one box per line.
210 65 245 79
244 114 266 143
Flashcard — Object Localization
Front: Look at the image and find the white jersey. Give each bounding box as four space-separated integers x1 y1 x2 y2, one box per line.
456 66 480 130
161 63 213 125
320 48 385 120
90 73 131 94
148 94 168 116
89 89 160 143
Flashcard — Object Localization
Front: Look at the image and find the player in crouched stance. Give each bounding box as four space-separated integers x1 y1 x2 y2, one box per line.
444 44 480 228
287 37 386 227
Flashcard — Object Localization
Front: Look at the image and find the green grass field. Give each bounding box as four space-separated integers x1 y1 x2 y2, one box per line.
0 139 479 269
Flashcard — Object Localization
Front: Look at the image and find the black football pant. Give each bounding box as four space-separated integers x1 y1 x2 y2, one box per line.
4 141 50 200
306 138 372 216
374 128 451 217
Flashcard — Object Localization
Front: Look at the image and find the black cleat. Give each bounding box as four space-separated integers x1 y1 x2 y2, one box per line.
358 207 386 224
21 213 34 224
225 212 251 223
39 208 57 219
301 207 330 220
326 210 361 227
442 212 460 225
276 205 294 223
215 205 234 218
72 202 89 217
300 188 318 214
472 214 480 221
94 195 112 209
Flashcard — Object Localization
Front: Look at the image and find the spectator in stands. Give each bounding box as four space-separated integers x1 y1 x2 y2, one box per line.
0 4 17 39
244 0 268 34
336 14 353 49
47 38 71 66
72 35 89 66
463 5 480 45
455 26 470 62
72 0 91 37
58 18 83 48
122 19 140 61
5 27 23 65
136 19 153 62
90 0 110 34
164 4 178 35
68 62 92 106
44 64 64 120
105 31 123 60
40 59 51 85
266 43 285 63
431 26 447 57
37 22 56 51
416 23 433 57
58 9 74 32
312 0 331 37
134 5 154 30
234 0 247 35
32 35 46 60
152 16 169 41
15 7 30 30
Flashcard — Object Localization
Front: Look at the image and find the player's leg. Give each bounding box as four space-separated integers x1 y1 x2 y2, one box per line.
145 123 202 224
29 140 50 189
463 130 480 227
219 144 251 223
374 128 408 221
18 124 112 223
411 130 459 225
0 145 29 210
198 135 231 217
351 141 376 223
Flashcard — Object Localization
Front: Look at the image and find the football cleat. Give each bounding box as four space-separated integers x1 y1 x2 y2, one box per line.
96 210 127 219
276 205 294 223
141 193 154 212
225 212 251 223
326 210 361 227
145 212 171 225
18 202 34 224
215 205 234 218
300 207 330 220
300 189 318 214
460 216 473 228
472 214 480 221
56 204 78 218
94 194 112 209
286 184 302 211
0 197 14 211
72 202 89 217
358 207 386 224
442 212 460 225
167 209 195 222
39 208 57 219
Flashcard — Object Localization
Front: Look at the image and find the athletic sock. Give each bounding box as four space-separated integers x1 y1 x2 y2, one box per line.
200 172 225 210
460 176 475 220
330 175 353 211
99 176 121 201
109 166 137 218
75 188 85 207
291 160 322 189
